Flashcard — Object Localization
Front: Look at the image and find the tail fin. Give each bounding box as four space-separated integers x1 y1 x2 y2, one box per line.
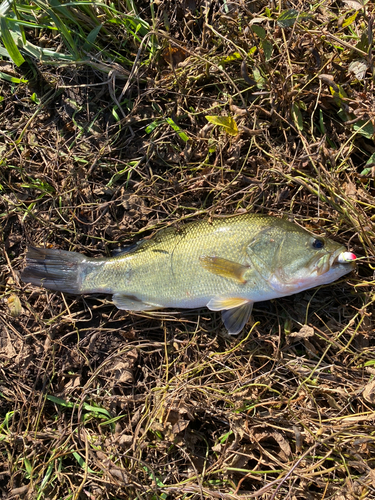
21 247 86 294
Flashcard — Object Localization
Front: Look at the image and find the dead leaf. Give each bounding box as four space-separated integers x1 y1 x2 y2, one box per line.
344 180 357 197
7 294 23 317
271 431 292 460
118 435 134 447
289 325 315 339
367 468 375 487
172 420 190 435
0 332 17 358
212 443 223 453
109 468 127 484
162 45 188 67
64 375 81 390
343 0 369 10
249 427 292 461
363 379 375 404
112 363 134 383
348 60 368 80
230 444 257 468
110 349 138 384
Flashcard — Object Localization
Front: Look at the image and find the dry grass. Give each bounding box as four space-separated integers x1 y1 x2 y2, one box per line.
1 0 375 498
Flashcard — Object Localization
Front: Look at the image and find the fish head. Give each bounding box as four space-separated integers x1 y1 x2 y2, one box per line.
246 222 356 294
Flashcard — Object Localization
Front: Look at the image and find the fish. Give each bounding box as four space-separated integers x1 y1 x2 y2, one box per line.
21 213 356 335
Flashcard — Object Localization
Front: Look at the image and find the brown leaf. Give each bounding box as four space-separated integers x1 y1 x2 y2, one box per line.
343 0 368 11
289 325 315 339
64 375 81 390
162 45 188 67
270 431 292 461
0 332 17 358
250 427 292 461
363 379 375 404
172 419 190 435
344 180 357 197
118 435 134 447
110 349 138 384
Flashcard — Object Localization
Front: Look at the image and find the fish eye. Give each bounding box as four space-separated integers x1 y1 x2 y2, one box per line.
312 238 324 250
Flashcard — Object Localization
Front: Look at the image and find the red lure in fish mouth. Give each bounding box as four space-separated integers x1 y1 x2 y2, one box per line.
336 252 357 264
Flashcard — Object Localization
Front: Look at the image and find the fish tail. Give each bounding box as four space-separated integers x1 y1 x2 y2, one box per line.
21 246 87 294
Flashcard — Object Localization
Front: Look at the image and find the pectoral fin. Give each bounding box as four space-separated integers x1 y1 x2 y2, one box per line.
112 293 162 311
200 256 249 284
221 302 253 335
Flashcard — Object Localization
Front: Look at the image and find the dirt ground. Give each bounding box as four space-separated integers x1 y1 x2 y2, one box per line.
1 1 375 499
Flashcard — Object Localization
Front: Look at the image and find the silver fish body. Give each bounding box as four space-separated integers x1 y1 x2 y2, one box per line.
21 213 356 334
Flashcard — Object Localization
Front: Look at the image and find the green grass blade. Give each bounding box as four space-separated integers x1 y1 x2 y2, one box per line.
82 23 102 52
72 452 96 474
0 70 27 83
0 0 12 17
166 117 189 142
0 16 25 66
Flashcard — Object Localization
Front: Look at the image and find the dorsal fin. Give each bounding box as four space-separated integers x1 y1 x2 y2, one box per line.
112 242 141 257
112 225 181 258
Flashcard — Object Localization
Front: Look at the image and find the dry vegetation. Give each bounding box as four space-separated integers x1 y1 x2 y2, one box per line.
1 0 375 498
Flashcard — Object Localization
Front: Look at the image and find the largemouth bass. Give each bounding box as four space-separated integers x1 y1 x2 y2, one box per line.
21 213 356 334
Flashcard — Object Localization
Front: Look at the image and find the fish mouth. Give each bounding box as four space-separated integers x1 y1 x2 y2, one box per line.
315 248 356 276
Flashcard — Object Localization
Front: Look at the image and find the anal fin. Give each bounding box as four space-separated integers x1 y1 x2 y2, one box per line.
221 302 253 335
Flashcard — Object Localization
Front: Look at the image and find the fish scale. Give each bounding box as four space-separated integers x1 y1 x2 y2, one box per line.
21 213 356 335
